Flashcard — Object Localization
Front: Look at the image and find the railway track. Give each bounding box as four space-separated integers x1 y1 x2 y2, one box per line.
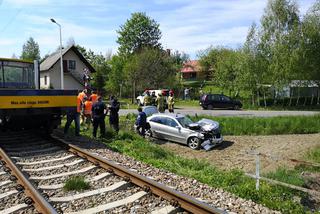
0 131 225 214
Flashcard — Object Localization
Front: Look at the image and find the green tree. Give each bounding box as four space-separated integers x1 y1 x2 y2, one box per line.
76 45 110 92
259 0 301 97
105 55 127 97
117 12 162 56
214 48 243 97
198 46 220 80
91 53 110 92
21 37 40 61
124 47 176 102
241 23 269 106
300 1 320 104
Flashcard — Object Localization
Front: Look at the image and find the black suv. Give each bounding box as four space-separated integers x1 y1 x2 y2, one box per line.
200 94 242 110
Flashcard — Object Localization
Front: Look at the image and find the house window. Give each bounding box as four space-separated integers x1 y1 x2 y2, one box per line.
68 60 76 70
44 76 47 85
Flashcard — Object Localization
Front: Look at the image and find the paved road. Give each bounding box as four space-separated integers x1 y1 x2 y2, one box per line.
119 107 319 117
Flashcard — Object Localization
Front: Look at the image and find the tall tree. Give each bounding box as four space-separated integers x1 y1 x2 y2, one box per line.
300 1 320 104
259 0 300 95
241 23 268 105
21 37 40 61
105 55 127 97
124 47 176 102
117 12 162 56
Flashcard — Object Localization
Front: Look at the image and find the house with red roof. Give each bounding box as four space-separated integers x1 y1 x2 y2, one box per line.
180 60 204 81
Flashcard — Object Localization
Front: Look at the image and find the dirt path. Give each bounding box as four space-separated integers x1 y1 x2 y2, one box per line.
158 134 320 173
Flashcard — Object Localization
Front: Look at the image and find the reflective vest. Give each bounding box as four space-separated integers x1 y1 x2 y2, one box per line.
144 95 152 106
84 101 93 115
90 93 98 103
168 96 174 109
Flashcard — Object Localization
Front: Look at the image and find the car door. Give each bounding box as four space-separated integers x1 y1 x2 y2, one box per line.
162 117 185 143
220 95 233 108
211 94 221 108
149 116 166 139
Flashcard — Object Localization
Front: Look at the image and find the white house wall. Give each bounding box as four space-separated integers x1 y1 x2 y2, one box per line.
40 48 92 90
40 71 50 89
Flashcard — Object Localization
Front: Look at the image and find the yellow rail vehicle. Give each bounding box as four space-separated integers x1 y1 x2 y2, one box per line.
0 58 77 131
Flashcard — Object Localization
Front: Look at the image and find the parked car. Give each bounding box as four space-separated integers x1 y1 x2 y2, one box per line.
146 113 223 150
136 89 169 106
200 94 242 110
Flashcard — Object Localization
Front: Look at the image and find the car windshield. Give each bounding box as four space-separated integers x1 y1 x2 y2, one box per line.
176 116 194 128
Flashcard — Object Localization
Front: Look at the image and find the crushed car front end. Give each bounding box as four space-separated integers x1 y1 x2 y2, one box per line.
190 118 223 150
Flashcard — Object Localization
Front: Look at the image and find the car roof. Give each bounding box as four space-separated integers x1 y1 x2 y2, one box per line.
149 113 185 119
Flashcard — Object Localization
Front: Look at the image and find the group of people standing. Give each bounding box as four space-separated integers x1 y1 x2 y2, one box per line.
135 90 174 137
64 89 120 138
143 90 174 113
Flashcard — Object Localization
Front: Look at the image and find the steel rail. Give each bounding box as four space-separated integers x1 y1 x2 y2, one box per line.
52 135 226 214
0 148 58 214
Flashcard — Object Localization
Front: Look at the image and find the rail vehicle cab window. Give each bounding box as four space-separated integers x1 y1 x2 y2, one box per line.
0 60 34 88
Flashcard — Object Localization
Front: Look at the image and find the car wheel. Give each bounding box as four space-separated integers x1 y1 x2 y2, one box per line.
234 105 240 110
207 104 213 110
145 129 152 138
188 137 201 150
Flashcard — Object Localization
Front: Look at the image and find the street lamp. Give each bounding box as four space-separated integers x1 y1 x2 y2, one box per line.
50 18 64 89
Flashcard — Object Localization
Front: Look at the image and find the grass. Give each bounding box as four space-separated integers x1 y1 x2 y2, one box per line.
174 99 199 107
189 114 320 135
61 115 320 212
63 176 90 191
96 130 310 213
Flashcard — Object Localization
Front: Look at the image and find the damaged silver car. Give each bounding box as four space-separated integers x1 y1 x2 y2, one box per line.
146 113 223 150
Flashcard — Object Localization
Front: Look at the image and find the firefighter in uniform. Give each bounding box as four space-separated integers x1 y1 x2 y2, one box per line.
168 91 174 113
92 96 107 138
151 91 157 106
156 93 165 113
143 91 152 106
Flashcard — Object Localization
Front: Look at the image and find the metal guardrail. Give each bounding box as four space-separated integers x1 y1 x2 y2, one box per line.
52 135 226 214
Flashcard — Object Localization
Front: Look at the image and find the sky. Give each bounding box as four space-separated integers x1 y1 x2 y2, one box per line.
0 0 317 59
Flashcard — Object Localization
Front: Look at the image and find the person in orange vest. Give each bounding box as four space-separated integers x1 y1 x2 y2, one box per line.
90 90 98 103
83 97 93 130
64 91 81 136
78 89 87 125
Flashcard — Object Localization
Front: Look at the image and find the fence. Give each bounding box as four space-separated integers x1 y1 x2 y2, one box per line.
244 150 320 196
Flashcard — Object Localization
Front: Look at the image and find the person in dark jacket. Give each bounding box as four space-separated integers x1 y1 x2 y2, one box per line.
135 107 147 136
109 95 120 133
92 96 106 138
